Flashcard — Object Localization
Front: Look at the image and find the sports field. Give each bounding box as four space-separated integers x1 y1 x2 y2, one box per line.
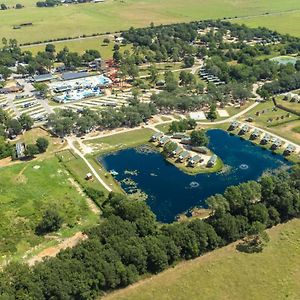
104 218 300 300
2 0 300 45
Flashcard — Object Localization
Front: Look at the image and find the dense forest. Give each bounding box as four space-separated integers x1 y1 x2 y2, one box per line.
0 167 299 299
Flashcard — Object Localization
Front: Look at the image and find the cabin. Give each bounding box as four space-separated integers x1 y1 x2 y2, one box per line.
172 146 182 157
158 136 170 146
188 155 202 167
261 134 271 144
178 151 191 162
16 143 25 159
251 129 261 139
284 144 296 155
239 124 249 134
191 146 209 154
207 154 217 167
150 132 163 142
172 132 189 139
180 137 191 145
271 138 282 150
229 121 239 131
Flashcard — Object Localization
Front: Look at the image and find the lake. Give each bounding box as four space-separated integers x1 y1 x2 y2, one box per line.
99 129 290 223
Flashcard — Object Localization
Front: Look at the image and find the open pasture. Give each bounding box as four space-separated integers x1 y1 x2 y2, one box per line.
2 0 300 44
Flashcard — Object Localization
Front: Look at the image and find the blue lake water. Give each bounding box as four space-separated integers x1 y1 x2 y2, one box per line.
99 129 290 223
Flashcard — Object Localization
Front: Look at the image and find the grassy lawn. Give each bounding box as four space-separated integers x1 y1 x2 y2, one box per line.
2 0 300 44
0 155 98 263
238 101 300 145
104 218 300 300
84 128 155 155
276 97 300 115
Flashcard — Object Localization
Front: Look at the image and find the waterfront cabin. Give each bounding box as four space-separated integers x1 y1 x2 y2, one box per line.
207 154 217 167
284 144 296 155
188 155 202 167
16 143 25 159
150 132 163 142
229 121 239 131
271 138 282 150
261 134 271 144
178 151 191 162
191 146 209 154
239 124 249 134
172 146 183 157
158 136 170 146
251 129 261 139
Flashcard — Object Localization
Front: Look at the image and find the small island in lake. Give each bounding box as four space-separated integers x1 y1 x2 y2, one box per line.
150 123 223 175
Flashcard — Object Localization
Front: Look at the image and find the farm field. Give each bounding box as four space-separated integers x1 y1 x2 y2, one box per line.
104 218 300 300
2 0 300 44
235 10 300 37
0 156 98 263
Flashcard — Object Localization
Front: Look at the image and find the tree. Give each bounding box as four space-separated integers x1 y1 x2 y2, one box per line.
15 3 23 9
183 56 195 68
148 65 158 83
207 104 217 121
45 43 55 53
7 118 22 136
35 209 63 235
36 137 49 153
19 114 33 130
103 38 110 45
33 83 48 96
190 130 209 147
25 144 39 158
0 3 7 10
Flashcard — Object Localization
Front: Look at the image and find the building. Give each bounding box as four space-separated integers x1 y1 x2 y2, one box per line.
172 146 182 157
33 73 53 83
271 138 282 150
180 137 191 145
53 85 72 93
61 71 90 81
191 146 209 154
188 155 202 167
172 132 189 139
284 144 296 155
158 136 170 146
261 134 271 144
207 154 217 167
229 121 239 131
251 129 261 139
240 124 249 134
179 151 191 162
150 132 163 142
16 143 25 159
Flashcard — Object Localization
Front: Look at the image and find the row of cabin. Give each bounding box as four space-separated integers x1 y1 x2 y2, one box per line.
229 121 296 154
199 67 225 86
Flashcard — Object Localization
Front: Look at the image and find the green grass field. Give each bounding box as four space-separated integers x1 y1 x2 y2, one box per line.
104 218 300 300
2 0 300 45
84 128 155 154
235 10 300 37
0 156 98 263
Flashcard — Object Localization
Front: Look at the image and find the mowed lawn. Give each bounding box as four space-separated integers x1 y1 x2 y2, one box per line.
104 219 300 300
2 0 300 44
0 156 98 262
84 128 155 154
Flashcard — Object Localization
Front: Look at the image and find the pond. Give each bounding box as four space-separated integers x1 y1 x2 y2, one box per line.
99 129 291 223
